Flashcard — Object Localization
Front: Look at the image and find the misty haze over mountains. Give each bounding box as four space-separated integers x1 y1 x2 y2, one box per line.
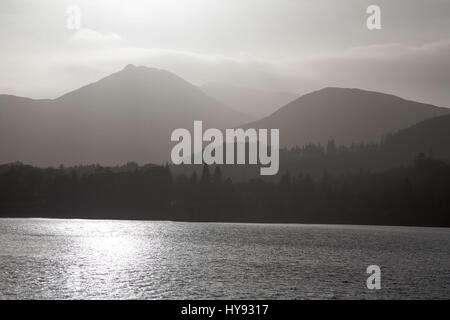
0 65 250 166
2 2 450 302
201 82 298 119
0 65 449 167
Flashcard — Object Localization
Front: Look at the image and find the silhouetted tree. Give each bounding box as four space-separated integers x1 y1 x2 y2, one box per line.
213 166 222 185
0 152 449 226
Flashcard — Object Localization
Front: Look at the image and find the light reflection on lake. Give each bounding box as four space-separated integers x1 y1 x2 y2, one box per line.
0 218 449 299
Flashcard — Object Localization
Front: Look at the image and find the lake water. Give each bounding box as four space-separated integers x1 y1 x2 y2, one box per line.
0 218 449 299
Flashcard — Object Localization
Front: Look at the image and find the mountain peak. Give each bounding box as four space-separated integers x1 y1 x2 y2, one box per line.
123 63 136 70
245 87 450 147
1 65 252 166
119 64 162 75
56 65 191 104
312 87 409 101
314 87 387 95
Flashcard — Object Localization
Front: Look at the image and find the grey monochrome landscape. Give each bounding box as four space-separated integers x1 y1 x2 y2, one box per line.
1 0 450 301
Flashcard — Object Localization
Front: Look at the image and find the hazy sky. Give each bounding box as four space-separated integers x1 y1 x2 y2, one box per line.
1 0 449 107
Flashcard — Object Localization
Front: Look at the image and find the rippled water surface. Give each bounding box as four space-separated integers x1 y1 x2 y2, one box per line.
0 218 449 299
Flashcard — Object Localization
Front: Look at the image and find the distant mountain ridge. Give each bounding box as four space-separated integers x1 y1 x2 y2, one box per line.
200 82 298 119
244 87 450 148
384 113 450 162
0 65 251 166
1 68 449 168
173 113 450 182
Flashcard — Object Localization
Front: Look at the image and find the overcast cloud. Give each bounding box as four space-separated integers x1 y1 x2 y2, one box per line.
0 0 449 107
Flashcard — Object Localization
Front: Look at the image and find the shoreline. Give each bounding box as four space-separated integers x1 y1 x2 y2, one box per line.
1 216 449 230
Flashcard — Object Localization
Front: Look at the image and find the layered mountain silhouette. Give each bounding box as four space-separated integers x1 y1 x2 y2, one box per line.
244 87 450 147
384 113 450 162
201 82 298 119
1 67 449 168
0 65 250 166
173 111 450 182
